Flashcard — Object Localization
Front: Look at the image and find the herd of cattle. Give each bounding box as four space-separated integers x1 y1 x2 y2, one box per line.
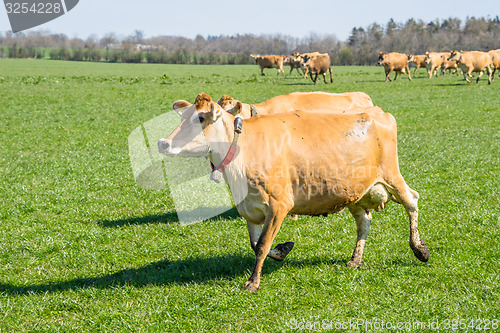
250 49 500 84
379 49 500 84
250 52 333 84
158 91 429 291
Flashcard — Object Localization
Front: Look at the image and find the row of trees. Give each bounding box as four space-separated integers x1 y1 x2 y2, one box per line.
1 17 499 65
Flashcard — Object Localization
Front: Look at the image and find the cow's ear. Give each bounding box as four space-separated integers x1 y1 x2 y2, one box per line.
173 100 191 116
210 103 223 122
234 102 243 117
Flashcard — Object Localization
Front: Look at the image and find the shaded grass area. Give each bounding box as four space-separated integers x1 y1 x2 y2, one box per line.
0 59 499 331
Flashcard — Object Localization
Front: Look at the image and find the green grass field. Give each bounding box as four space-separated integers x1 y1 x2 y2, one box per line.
0 59 499 332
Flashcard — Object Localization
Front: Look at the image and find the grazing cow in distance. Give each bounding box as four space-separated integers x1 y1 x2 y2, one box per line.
158 92 429 291
440 52 459 76
448 50 493 84
296 52 321 78
378 52 411 82
424 52 446 78
302 53 333 84
283 53 304 75
250 54 284 76
408 54 427 74
216 91 374 118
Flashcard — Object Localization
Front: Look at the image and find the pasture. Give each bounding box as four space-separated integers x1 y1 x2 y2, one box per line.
0 59 498 331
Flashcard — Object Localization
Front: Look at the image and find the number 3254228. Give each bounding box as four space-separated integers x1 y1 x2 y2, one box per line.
5 2 62 14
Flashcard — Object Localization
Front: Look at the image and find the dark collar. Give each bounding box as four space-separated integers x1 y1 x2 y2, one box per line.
210 117 243 183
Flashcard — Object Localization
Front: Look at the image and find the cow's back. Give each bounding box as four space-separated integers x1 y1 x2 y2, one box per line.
255 91 373 114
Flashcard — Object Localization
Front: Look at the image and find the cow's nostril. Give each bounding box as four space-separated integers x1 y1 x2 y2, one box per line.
158 139 170 152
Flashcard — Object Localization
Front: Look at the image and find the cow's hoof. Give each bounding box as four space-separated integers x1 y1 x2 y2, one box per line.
346 260 362 268
410 240 430 262
269 242 294 261
242 280 260 292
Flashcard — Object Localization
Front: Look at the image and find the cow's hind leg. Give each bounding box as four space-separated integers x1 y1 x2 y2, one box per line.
347 206 372 268
476 70 484 83
407 65 412 81
486 67 492 85
386 179 429 262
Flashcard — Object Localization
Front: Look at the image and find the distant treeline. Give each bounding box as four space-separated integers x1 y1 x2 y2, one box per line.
1 16 499 65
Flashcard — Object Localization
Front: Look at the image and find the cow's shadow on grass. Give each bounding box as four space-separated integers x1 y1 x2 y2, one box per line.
0 255 349 296
99 207 241 227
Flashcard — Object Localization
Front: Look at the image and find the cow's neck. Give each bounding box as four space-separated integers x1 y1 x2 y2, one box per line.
209 112 248 205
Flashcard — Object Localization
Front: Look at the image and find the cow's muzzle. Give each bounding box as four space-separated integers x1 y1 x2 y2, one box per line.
158 139 179 156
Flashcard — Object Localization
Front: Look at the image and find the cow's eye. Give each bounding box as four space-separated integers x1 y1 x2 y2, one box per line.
198 115 205 123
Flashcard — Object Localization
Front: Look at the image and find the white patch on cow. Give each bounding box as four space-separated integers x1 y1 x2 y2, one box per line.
345 119 370 138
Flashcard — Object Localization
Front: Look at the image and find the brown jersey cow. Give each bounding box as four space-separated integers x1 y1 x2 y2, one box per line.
448 50 493 84
424 52 446 78
302 53 333 84
284 53 304 75
489 49 500 79
250 54 284 76
440 52 458 75
408 54 427 74
378 52 411 82
158 93 429 291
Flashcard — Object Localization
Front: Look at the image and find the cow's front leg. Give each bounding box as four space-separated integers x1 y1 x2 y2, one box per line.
246 221 294 262
244 201 290 291
346 206 372 268
310 72 318 84
385 69 393 81
464 70 472 83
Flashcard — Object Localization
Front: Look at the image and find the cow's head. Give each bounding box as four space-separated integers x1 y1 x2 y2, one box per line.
407 54 414 62
448 50 461 62
250 54 260 63
158 93 240 157
217 95 241 116
377 52 386 65
302 54 312 64
424 51 431 64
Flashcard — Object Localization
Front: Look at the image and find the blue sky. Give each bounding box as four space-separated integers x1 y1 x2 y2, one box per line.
1 0 498 41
